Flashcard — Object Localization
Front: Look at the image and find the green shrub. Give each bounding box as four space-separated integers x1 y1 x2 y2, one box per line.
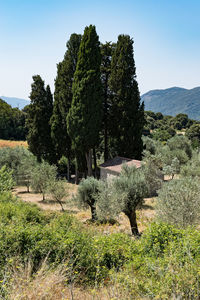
0 166 15 193
140 222 183 257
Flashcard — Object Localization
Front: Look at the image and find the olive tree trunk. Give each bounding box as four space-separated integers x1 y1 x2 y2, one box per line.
126 210 139 236
90 204 97 221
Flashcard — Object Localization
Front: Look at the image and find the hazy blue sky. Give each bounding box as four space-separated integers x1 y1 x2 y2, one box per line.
1 0 200 99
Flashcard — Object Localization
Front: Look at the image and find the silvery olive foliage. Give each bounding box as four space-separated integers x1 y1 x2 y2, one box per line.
47 179 67 211
31 161 57 201
74 177 100 221
156 176 200 228
97 165 147 235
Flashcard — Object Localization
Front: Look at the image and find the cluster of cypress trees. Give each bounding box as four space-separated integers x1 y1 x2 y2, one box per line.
26 25 145 178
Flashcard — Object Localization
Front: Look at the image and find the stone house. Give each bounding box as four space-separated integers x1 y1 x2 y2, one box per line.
99 156 142 180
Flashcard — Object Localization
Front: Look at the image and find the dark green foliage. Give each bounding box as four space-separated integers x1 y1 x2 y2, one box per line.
186 123 200 147
152 129 173 142
50 34 82 164
167 135 192 159
144 110 195 134
67 25 102 175
0 99 26 140
100 42 115 161
172 113 191 129
26 76 54 163
109 35 145 159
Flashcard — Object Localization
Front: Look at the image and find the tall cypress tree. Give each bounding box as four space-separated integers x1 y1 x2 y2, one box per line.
26 76 54 162
100 42 115 161
50 33 82 167
67 25 102 176
109 35 145 159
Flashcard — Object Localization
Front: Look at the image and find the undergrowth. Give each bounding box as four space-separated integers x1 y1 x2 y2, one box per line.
1 192 200 299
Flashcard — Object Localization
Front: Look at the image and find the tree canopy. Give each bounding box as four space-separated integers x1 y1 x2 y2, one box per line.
26 75 54 163
67 25 102 176
109 34 145 159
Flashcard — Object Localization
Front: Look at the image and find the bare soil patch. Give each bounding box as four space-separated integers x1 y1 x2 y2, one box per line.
13 184 156 234
13 182 78 212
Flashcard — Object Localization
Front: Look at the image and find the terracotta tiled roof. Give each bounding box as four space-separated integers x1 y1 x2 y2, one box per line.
100 156 142 173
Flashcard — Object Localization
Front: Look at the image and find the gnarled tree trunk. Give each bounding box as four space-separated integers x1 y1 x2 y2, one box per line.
126 210 139 236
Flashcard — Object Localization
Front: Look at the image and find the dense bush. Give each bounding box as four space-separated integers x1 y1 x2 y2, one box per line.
0 194 134 285
186 123 200 147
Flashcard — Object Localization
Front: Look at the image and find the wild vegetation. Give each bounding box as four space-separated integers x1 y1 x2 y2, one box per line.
1 132 200 298
1 23 200 299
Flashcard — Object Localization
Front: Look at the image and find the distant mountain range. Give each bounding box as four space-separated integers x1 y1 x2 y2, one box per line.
0 96 30 110
141 87 200 120
2 86 200 120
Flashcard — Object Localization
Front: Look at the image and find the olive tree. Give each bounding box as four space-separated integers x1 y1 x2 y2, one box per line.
0 146 33 180
74 177 99 221
31 161 57 201
156 177 200 228
98 165 147 236
17 155 37 192
141 159 163 196
47 180 68 211
163 157 180 180
167 135 192 159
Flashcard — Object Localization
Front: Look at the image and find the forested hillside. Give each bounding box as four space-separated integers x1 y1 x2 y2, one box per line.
0 96 29 110
142 87 200 120
0 98 27 140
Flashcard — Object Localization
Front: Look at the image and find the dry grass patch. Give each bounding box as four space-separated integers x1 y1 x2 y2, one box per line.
7 261 138 300
0 139 28 148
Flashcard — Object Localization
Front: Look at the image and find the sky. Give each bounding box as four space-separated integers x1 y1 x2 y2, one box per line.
0 0 200 99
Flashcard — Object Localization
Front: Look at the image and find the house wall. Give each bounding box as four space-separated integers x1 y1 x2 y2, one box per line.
100 168 119 180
